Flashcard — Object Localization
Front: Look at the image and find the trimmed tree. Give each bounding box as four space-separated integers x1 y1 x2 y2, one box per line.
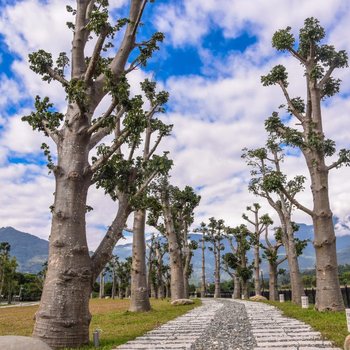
242 142 306 304
242 204 272 296
205 217 225 298
24 1 166 346
262 17 350 310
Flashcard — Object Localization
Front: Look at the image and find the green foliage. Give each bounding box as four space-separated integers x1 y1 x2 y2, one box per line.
272 26 295 51
261 65 288 87
22 96 63 134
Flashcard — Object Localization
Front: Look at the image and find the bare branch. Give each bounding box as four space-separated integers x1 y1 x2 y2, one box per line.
72 0 90 78
279 186 314 217
90 129 131 173
87 101 119 135
85 31 108 82
327 159 343 171
318 64 336 90
42 121 60 145
146 132 164 160
278 81 303 122
288 47 306 65
46 67 69 86
134 170 158 198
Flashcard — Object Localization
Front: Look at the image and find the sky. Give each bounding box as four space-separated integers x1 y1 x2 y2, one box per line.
1 0 350 249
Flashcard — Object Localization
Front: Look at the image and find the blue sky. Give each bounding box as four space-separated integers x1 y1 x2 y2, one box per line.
1 0 350 247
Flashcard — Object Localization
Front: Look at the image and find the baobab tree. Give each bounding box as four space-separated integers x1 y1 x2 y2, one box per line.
205 217 225 298
24 1 166 346
147 178 200 300
260 226 287 301
262 17 350 310
194 222 208 298
225 225 252 299
94 79 172 312
242 142 306 304
242 204 272 296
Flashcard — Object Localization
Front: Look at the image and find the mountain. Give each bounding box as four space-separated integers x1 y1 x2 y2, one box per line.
0 227 48 273
2 221 350 280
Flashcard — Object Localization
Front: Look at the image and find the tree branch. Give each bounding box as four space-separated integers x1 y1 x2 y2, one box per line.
134 170 158 198
72 0 90 78
46 67 69 86
318 64 336 90
327 158 344 171
279 186 314 217
42 121 60 145
146 132 164 160
88 106 125 150
87 101 120 135
288 47 306 65
90 129 131 173
278 81 303 122
85 31 108 83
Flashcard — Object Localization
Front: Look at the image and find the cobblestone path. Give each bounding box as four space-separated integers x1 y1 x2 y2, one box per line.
237 300 342 350
114 299 342 350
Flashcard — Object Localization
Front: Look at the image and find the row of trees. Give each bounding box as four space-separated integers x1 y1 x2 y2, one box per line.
241 18 350 311
18 0 349 346
24 1 202 347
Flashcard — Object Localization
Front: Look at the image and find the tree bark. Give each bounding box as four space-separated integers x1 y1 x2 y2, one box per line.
33 121 93 348
162 199 185 300
241 279 249 299
183 247 191 299
268 262 278 301
233 275 241 299
129 210 151 312
214 245 221 298
311 166 344 310
155 243 165 299
200 240 206 298
274 201 305 305
253 245 261 296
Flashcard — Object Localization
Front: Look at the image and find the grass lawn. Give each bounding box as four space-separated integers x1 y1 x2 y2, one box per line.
0 298 201 350
263 301 347 348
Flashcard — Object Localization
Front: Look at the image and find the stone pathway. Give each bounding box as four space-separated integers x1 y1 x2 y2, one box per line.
235 300 341 350
114 299 342 350
116 299 223 349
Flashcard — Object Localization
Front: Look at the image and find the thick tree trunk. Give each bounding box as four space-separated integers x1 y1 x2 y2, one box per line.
253 245 261 296
286 224 305 305
183 248 191 299
156 245 164 299
129 210 151 312
167 231 185 300
214 246 221 298
275 206 304 305
111 272 116 299
33 124 93 348
99 272 105 299
200 240 206 298
162 196 185 300
241 279 249 299
305 146 344 311
165 282 170 298
313 193 344 311
233 275 241 299
268 262 278 301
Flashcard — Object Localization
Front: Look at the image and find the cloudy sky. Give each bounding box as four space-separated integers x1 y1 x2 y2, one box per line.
1 0 350 249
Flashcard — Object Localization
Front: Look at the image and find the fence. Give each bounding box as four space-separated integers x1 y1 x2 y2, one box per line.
201 285 350 306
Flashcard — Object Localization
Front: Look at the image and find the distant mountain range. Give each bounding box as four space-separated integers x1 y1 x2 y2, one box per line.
0 227 48 273
1 222 350 282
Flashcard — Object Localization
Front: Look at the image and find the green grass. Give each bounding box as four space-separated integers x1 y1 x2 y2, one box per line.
0 298 201 350
262 301 347 348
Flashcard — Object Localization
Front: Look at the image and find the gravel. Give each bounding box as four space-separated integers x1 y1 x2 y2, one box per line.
193 299 256 350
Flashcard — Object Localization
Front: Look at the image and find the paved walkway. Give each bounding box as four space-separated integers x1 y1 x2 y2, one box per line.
237 300 341 350
114 299 342 350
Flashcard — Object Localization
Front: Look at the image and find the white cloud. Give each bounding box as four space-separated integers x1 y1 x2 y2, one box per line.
0 0 350 251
